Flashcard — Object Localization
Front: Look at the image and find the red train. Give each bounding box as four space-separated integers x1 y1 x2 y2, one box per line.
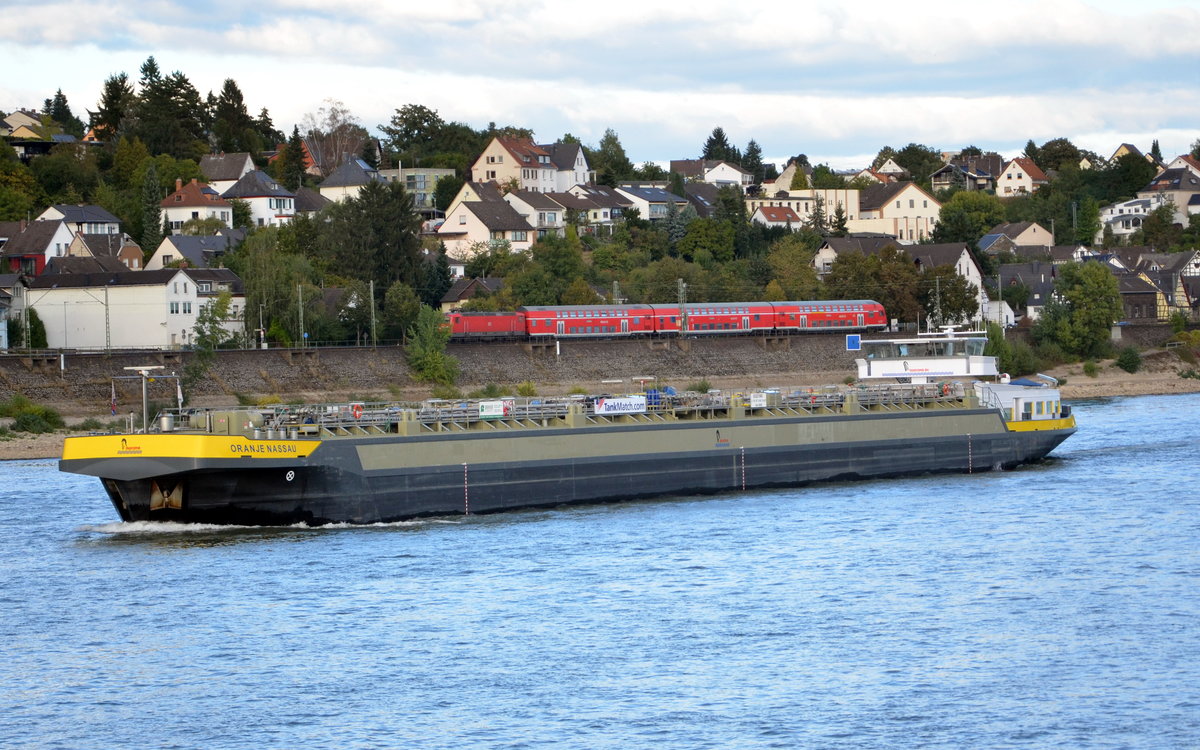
448 300 887 340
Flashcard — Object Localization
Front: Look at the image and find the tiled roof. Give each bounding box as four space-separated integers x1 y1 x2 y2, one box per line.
199 152 254 181
294 187 331 213
498 137 551 168
465 201 534 232
859 182 911 211
540 142 584 172
320 159 379 188
48 204 120 224
0 221 66 257
1143 168 1200 192
508 190 563 210
162 179 230 209
43 256 127 274
221 170 294 199
78 233 139 258
1007 157 1047 182
755 206 801 223
161 235 238 268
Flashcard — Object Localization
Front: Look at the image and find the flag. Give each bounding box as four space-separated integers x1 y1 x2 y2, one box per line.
110 382 117 416
176 378 184 410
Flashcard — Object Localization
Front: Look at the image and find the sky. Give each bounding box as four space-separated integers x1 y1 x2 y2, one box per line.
2 0 1199 171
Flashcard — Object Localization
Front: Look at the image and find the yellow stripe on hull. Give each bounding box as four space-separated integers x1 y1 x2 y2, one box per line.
62 434 322 461
1005 416 1077 432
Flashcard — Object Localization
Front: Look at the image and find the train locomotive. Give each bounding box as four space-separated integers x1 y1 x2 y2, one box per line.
448 300 887 340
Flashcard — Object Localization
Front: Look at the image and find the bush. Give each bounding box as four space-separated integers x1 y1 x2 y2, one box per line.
1170 311 1189 334
430 384 463 400
1181 368 1200 380
13 412 55 433
568 386 588 395
78 418 104 431
1034 341 1069 366
687 379 712 393
468 383 506 399
516 381 537 397
1008 341 1040 376
1115 347 1141 373
1083 360 1099 378
0 394 34 418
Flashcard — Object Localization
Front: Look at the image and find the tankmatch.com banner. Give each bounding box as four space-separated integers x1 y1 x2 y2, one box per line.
594 396 647 415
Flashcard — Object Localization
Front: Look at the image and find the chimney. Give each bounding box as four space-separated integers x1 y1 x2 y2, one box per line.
19 219 27 232
175 178 183 191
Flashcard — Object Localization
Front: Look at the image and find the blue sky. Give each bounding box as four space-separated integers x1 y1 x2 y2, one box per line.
2 0 1198 170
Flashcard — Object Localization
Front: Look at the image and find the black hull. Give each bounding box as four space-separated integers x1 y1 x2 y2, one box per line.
96 426 1073 526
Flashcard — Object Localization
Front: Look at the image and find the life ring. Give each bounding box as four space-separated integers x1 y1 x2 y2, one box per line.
942 383 950 396
351 404 363 419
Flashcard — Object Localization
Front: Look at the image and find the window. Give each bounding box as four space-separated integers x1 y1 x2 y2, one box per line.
183 302 192 314
198 282 211 292
486 170 496 180
459 214 467 225
512 231 527 241
909 199 914 208
183 283 188 293
191 211 199 219
173 282 178 293
170 301 180 314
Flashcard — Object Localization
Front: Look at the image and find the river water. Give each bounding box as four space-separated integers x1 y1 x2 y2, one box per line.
1 394 1198 749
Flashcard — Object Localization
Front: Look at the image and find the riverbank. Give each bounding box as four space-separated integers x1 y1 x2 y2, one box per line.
4 358 1197 460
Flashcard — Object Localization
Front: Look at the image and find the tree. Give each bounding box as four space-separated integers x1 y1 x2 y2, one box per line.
418 248 454 308
302 99 368 176
1191 138 1200 160
212 78 258 154
140 163 163 252
406 305 458 384
337 281 375 344
789 166 809 190
830 203 848 236
766 233 821 299
871 147 897 171
810 164 845 189
634 161 668 180
1150 139 1162 162
561 277 601 304
1023 139 1041 165
193 290 236 350
804 195 827 232
702 126 735 162
1034 137 1081 172
1075 195 1101 246
181 216 226 235
320 180 424 289
43 89 85 138
273 125 306 191
1137 203 1183 249
133 58 208 159
223 228 319 341
825 246 922 326
662 199 689 252
1033 260 1122 358
918 266 979 326
742 140 765 184
434 174 464 212
93 72 135 141
892 143 942 189
379 103 446 165
29 143 99 202
677 218 735 265
591 128 634 186
932 190 1007 249
229 198 252 230
381 281 421 340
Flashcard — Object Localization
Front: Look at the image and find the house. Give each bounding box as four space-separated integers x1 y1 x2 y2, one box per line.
294 187 332 217
1097 194 1170 244
199 152 256 195
750 205 802 228
669 159 753 190
1162 154 1200 179
161 179 232 233
2 109 41 134
24 267 245 349
36 205 121 235
854 182 940 242
875 158 908 178
66 232 144 270
1010 244 1095 264
903 242 988 321
436 200 536 256
470 137 557 193
145 234 241 270
998 261 1059 321
541 142 593 192
1137 167 1200 225
1109 143 1156 164
443 181 506 218
221 170 295 228
613 185 688 221
564 185 629 228
813 236 902 276
998 157 1048 196
502 190 566 239
379 166 456 212
318 158 381 202
681 183 721 219
980 222 1052 254
1 220 76 275
929 153 1004 193
440 277 505 312
1115 272 1169 321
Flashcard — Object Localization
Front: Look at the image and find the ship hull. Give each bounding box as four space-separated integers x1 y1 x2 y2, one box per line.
63 409 1074 526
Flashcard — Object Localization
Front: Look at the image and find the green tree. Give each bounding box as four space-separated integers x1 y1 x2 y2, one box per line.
434 174 464 212
181 216 226 235
42 89 85 137
591 128 634 186
224 228 319 339
229 198 253 230
742 139 765 183
1033 261 1122 358
406 305 458 384
702 126 736 162
31 143 100 201
0 159 49 220
1076 195 1101 246
1149 139 1162 162
918 266 979 326
1136 203 1183 249
892 143 943 189
418 248 454 308
140 163 163 252
381 281 421 340
789 165 809 190
1034 137 1081 171
320 180 423 289
634 161 668 180
93 72 135 141
561 277 601 304
379 104 445 163
825 247 922 325
766 233 821 299
932 190 1007 249
830 203 848 236
133 57 208 159
270 125 307 191
810 164 845 189
677 218 735 265
212 78 258 154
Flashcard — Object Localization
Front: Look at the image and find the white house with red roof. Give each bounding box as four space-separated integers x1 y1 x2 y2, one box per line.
998 157 1048 195
750 205 802 228
161 178 232 233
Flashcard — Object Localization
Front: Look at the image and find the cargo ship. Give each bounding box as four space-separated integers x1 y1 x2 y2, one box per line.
60 332 1076 525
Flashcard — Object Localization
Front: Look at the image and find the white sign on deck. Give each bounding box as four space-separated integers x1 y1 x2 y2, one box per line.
594 396 647 415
